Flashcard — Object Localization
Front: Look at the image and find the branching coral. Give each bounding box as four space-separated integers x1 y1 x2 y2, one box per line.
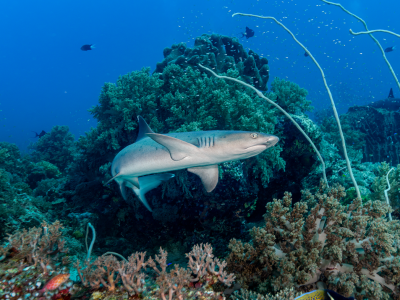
75 243 234 299
0 221 75 299
227 182 400 299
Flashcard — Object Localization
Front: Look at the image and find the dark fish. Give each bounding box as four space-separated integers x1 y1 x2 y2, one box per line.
241 27 254 39
294 289 354 300
388 88 395 98
385 46 395 52
81 44 95 51
304 51 310 57
32 130 47 138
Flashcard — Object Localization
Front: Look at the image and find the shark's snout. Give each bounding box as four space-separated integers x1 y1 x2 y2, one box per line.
266 135 279 148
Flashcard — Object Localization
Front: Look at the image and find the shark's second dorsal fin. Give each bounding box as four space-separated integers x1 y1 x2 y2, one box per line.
136 116 155 142
388 88 395 99
146 133 199 161
188 165 219 192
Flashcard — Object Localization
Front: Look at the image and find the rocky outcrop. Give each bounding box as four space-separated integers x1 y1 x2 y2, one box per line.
345 105 400 165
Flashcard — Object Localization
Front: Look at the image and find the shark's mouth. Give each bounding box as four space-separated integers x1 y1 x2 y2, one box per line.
244 144 268 153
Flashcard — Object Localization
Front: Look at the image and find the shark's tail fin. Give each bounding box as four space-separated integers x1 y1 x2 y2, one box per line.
131 173 175 212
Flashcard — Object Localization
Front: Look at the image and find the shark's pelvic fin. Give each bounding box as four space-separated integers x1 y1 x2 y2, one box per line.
119 182 128 200
136 116 155 142
131 173 175 211
125 176 140 189
146 133 199 161
188 165 219 192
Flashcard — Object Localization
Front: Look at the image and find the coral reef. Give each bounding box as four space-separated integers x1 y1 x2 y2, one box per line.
0 221 76 299
30 125 75 172
226 182 400 299
231 288 301 300
74 243 234 299
0 222 234 300
267 77 313 115
155 34 270 91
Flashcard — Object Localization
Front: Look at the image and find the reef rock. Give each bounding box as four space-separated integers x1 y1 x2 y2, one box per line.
345 105 400 165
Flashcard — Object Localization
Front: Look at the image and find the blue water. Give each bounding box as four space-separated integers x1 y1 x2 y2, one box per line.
1 0 399 150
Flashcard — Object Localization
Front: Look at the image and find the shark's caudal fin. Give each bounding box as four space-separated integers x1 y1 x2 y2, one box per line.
188 165 219 192
146 133 199 161
131 173 175 211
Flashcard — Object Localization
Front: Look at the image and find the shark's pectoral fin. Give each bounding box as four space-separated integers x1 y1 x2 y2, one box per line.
188 165 219 192
146 133 199 161
132 173 175 212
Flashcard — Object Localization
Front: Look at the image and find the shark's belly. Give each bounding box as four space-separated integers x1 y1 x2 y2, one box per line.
116 142 218 177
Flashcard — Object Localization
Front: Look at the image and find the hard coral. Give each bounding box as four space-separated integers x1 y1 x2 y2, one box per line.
0 221 75 299
227 181 400 299
75 243 234 300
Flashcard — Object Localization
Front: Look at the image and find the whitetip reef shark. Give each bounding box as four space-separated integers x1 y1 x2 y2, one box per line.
107 116 279 211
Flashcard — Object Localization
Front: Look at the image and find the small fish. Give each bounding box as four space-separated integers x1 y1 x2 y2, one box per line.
304 51 310 57
241 27 255 39
32 130 47 138
385 46 395 53
40 274 70 292
294 289 354 300
81 44 95 51
388 88 395 99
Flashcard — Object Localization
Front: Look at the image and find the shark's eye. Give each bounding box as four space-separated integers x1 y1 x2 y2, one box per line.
250 133 258 139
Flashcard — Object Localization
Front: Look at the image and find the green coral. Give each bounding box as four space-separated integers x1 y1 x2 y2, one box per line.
30 125 75 171
267 77 313 114
0 142 30 179
27 161 61 188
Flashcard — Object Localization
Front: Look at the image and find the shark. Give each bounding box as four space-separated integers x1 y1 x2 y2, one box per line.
107 116 279 211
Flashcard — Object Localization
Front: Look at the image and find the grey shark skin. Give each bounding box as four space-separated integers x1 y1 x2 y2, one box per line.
108 116 279 211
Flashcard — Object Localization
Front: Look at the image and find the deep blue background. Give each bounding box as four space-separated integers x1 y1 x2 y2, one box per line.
1 0 399 151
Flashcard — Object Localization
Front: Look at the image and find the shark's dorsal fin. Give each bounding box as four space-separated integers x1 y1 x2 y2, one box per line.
136 116 155 142
188 165 219 192
388 88 395 99
146 133 199 161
